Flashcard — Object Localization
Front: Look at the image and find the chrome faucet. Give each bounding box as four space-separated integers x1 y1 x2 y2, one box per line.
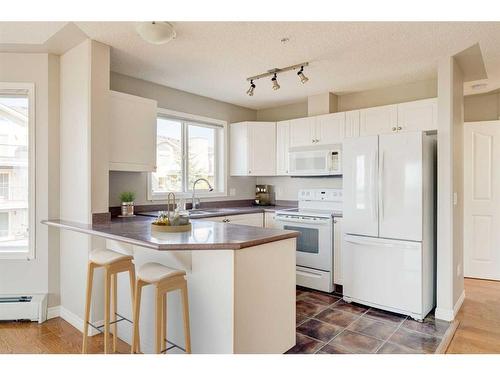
191 178 214 209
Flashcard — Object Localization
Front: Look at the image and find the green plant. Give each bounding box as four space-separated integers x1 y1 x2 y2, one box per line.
119 191 136 203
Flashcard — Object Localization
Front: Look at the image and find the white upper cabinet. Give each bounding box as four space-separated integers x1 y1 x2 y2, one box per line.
276 120 290 175
396 98 437 133
109 90 157 172
289 117 315 147
344 110 360 138
315 112 345 145
359 104 398 136
230 121 276 176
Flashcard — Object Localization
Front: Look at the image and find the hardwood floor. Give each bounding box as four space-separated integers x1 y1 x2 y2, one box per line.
0 318 131 354
447 278 500 353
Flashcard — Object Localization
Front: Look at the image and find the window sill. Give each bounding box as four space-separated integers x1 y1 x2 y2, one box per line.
148 191 228 202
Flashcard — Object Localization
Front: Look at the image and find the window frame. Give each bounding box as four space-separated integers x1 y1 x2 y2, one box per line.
0 82 35 260
148 108 227 201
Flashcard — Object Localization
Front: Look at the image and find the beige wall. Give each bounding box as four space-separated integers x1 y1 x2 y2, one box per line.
0 53 60 307
256 101 308 122
109 72 258 207
464 92 500 122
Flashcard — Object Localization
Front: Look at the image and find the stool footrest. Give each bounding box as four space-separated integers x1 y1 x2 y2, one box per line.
160 339 186 354
87 313 133 333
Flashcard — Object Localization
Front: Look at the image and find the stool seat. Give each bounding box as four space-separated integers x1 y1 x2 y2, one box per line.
89 249 133 266
138 262 186 284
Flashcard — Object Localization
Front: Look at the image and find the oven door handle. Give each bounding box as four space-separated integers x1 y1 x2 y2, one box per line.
275 217 331 225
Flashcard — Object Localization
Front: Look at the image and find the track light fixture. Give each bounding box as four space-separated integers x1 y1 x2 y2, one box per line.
246 80 256 96
245 62 309 96
271 74 280 90
297 66 309 84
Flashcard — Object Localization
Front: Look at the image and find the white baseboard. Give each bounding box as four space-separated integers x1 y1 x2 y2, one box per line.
59 306 102 336
435 290 466 322
47 305 61 320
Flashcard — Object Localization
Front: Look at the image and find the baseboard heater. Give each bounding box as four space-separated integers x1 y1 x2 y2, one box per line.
0 294 47 323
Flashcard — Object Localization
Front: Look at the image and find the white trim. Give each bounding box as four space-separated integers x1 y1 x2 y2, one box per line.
0 82 36 260
435 290 465 322
47 305 61 320
59 306 102 336
148 107 228 201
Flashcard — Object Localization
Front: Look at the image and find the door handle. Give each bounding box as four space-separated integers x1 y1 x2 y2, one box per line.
379 150 385 220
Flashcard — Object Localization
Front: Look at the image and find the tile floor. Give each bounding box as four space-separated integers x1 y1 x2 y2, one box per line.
287 287 452 354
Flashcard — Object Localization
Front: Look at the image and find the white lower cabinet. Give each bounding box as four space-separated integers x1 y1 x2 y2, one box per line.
264 211 280 229
333 217 343 285
199 213 264 227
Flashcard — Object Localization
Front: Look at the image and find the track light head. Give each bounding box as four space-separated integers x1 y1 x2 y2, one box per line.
271 73 280 91
246 80 256 96
297 66 309 84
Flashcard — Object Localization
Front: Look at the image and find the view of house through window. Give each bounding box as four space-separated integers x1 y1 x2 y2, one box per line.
151 114 222 197
0 92 30 254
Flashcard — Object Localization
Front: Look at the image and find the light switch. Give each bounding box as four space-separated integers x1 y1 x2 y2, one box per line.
453 192 458 205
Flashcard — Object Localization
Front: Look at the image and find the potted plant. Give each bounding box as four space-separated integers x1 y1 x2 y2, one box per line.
119 191 136 217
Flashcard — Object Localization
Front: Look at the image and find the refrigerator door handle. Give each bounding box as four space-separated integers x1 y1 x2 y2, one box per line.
371 150 378 221
379 150 385 220
344 235 419 249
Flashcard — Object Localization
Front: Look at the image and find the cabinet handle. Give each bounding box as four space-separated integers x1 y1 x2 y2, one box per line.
392 127 397 132
248 170 251 174
398 126 402 130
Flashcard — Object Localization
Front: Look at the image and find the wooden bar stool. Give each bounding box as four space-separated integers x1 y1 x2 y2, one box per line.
131 262 191 354
82 249 136 354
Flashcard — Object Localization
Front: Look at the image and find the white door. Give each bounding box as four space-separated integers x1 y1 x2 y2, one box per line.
289 117 315 147
248 122 276 176
378 132 422 241
359 104 398 136
343 235 422 315
276 121 290 175
464 121 500 280
316 112 345 145
344 110 360 138
397 98 437 133
343 136 379 237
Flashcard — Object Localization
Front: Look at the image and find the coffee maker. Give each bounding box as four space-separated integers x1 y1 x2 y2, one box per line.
255 185 275 206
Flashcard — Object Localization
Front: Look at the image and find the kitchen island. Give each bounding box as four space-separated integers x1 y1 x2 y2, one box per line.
43 216 298 354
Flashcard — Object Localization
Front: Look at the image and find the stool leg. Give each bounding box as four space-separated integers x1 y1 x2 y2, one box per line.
111 273 117 353
128 265 140 354
82 262 95 354
161 293 167 353
181 281 192 354
104 267 111 354
131 280 143 354
155 286 162 354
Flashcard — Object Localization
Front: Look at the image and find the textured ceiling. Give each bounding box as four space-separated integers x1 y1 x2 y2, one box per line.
4 22 500 109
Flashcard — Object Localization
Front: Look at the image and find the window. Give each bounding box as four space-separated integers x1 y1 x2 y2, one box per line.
0 83 35 259
150 109 226 200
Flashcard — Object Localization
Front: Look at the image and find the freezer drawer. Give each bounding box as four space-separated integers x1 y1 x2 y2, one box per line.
343 234 422 315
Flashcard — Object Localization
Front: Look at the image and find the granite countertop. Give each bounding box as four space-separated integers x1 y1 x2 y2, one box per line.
136 205 297 219
42 216 299 251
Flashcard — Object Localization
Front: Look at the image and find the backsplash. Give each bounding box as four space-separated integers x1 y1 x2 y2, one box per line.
256 176 343 201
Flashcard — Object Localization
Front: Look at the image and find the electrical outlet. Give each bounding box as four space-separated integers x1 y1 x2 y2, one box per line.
229 188 236 197
453 192 458 206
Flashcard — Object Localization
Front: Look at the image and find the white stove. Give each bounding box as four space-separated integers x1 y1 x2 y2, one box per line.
275 189 343 292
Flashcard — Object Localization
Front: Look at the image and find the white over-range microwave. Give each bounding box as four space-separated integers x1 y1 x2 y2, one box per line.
288 146 342 176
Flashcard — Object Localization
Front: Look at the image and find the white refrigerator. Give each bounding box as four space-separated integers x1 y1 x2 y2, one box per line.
342 131 436 321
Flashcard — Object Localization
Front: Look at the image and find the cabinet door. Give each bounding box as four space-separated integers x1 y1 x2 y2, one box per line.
264 211 280 228
344 110 360 138
109 91 157 172
359 104 398 136
226 213 264 227
248 122 276 176
333 217 343 285
289 117 315 147
397 98 437 133
316 112 345 145
276 121 290 175
229 122 249 176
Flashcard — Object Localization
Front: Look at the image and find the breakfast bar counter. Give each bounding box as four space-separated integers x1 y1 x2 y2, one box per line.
43 216 298 354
